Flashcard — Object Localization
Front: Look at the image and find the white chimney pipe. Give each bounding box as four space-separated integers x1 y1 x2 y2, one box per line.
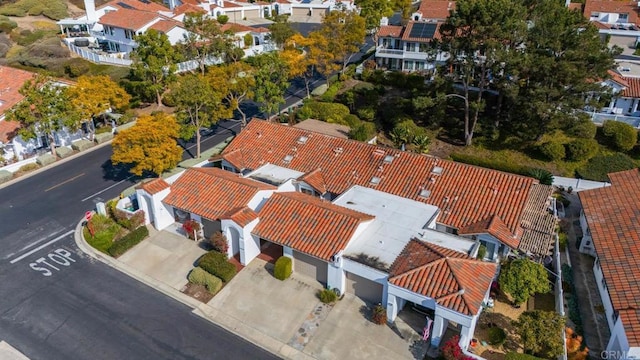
84 0 97 23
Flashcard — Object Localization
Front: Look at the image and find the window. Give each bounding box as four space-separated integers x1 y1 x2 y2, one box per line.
590 12 599 18
619 13 628 21
601 277 607 290
125 29 135 40
300 187 315 196
104 26 114 36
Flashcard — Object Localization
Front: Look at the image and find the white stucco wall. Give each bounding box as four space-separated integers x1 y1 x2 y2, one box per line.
579 210 597 256
594 257 617 332
247 189 275 211
606 316 640 359
222 218 261 265
165 26 187 45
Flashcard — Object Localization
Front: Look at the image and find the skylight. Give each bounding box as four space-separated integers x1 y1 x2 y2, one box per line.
297 135 309 144
370 176 381 185
431 166 443 175
283 154 294 163
419 189 431 198
383 155 394 164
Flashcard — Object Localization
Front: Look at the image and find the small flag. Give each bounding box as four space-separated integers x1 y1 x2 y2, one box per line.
423 317 433 341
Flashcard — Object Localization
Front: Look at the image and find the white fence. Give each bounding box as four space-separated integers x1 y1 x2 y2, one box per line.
552 176 610 192
67 43 133 66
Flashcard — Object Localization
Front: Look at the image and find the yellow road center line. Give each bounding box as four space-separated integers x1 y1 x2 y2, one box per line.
44 173 85 192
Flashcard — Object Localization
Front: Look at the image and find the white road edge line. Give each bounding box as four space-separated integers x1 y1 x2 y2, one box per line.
10 230 74 264
81 175 134 202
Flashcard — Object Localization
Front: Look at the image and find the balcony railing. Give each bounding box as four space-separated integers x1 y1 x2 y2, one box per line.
376 47 404 55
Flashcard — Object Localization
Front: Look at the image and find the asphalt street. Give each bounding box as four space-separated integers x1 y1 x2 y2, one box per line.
0 120 278 360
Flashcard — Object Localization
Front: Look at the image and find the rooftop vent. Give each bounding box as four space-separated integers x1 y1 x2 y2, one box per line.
297 135 309 144
373 149 386 157
333 147 344 154
431 166 444 175
370 176 381 186
419 189 431 198
383 155 394 164
283 154 294 163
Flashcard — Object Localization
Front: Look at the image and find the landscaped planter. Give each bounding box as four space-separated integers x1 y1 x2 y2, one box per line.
0 170 12 183
115 121 136 134
56 147 74 159
36 153 56 166
94 132 113 144
72 139 94 151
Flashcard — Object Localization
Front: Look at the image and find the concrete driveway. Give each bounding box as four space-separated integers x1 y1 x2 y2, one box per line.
304 294 429 360
118 228 207 289
207 259 324 344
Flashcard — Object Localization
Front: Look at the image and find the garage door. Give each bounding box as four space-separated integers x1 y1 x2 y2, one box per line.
202 218 221 238
292 7 310 17
244 9 259 19
293 251 327 285
346 272 383 304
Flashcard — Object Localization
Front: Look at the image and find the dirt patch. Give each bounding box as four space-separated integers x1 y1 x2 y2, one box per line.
181 282 214 303
133 104 176 117
8 15 57 31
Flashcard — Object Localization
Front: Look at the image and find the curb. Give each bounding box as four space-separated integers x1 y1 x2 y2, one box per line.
0 140 113 191
73 219 314 360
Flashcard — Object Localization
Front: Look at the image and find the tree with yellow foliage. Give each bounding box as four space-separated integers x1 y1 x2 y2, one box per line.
206 62 255 128
281 33 320 98
67 75 131 139
566 327 589 360
111 112 183 176
315 8 366 73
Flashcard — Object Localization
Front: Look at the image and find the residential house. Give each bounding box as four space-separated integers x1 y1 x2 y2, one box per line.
578 169 640 359
0 66 79 162
375 0 453 72
134 119 555 351
580 0 640 54
599 67 640 116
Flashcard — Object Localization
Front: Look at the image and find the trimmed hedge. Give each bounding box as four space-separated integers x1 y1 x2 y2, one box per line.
0 170 12 183
450 153 553 184
107 226 149 257
575 153 637 182
296 101 351 124
36 153 56 166
94 132 113 144
274 256 292 280
72 139 94 151
56 146 73 159
198 251 237 282
602 120 638 152
504 353 544 360
565 138 599 161
188 267 223 295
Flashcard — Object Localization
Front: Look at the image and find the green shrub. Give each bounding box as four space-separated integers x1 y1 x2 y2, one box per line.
539 141 565 161
372 303 387 324
565 138 599 161
95 126 112 135
356 107 376 121
107 226 149 257
84 214 120 253
558 232 568 251
476 244 487 260
198 251 237 282
602 121 638 151
504 353 544 360
488 327 507 345
349 121 376 141
565 116 597 139
318 288 338 303
576 153 637 181
274 256 292 280
450 153 533 177
0 15 17 33
0 0 68 20
296 101 351 124
528 168 554 185
320 81 342 102
188 267 223 294
18 162 40 172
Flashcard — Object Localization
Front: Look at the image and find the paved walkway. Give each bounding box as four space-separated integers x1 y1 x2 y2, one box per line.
563 192 610 356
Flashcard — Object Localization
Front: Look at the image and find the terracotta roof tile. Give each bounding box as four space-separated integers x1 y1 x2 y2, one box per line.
579 168 640 346
221 22 255 33
172 3 206 16
458 215 519 249
583 0 639 25
149 19 182 33
417 0 456 20
0 66 35 117
220 120 537 248
299 168 327 194
99 8 161 30
568 2 583 12
592 20 610 29
622 77 640 98
608 69 630 87
137 177 170 195
253 192 374 260
100 0 169 12
164 167 274 221
378 25 404 38
224 206 258 227
389 239 497 315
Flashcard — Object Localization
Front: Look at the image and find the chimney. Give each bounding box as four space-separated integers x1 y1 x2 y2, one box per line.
84 0 97 23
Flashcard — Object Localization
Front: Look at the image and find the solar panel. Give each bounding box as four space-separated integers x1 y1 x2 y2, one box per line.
117 1 134 9
301 0 312 4
139 0 151 3
408 23 436 39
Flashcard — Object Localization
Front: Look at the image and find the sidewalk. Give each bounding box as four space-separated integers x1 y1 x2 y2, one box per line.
73 220 314 360
563 192 610 356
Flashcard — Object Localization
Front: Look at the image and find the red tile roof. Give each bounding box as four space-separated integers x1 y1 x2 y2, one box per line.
219 120 537 248
608 69 630 87
389 239 497 315
221 22 255 33
579 169 640 346
253 192 374 261
583 0 639 25
149 19 182 33
568 2 583 12
224 206 259 227
458 215 519 249
99 8 161 30
622 77 640 98
172 3 206 16
299 168 327 194
100 0 169 12
0 66 36 143
417 0 456 20
592 20 610 29
378 25 404 38
223 1 242 8
163 167 274 221
137 177 170 195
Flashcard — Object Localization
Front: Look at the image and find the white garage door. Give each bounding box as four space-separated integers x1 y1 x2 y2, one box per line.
292 7 309 17
346 272 383 304
293 251 328 285
244 9 260 19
